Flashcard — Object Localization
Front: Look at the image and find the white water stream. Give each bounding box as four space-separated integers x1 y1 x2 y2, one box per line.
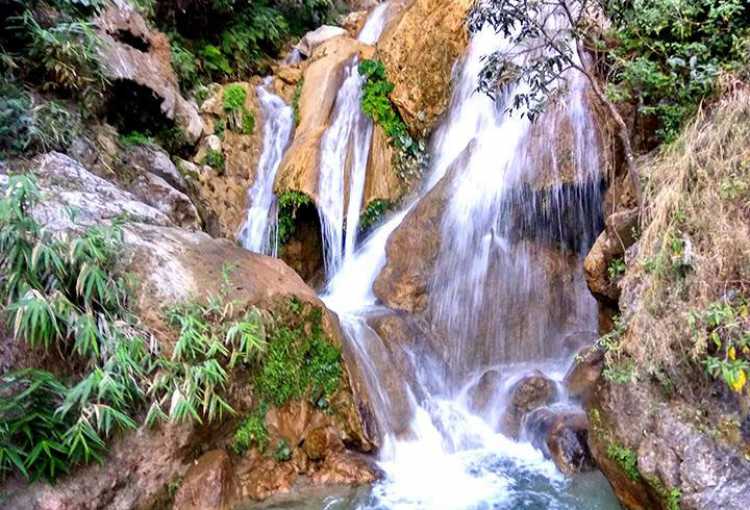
238 78 295 255
317 18 619 510
316 3 390 278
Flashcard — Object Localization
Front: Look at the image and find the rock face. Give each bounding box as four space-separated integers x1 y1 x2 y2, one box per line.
173 450 232 510
373 160 456 311
0 152 376 509
95 1 202 143
584 208 639 304
127 170 201 230
564 346 605 403
183 82 265 238
295 25 349 57
376 0 472 137
588 379 750 510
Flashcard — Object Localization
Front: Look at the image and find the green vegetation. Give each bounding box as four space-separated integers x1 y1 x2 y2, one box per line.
358 59 428 182
291 79 304 126
273 439 292 461
469 0 750 147
223 84 248 111
691 300 750 393
606 442 640 481
220 84 255 135
607 257 626 282
276 191 312 245
203 148 226 173
604 0 750 143
242 111 256 135
359 199 392 233
10 3 109 111
159 0 335 95
0 81 80 158
233 298 343 453
233 402 269 453
0 175 148 481
119 131 155 147
146 290 267 426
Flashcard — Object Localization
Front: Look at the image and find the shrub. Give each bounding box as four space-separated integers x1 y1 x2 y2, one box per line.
169 36 199 94
28 100 80 152
242 110 255 135
604 0 750 143
20 12 108 108
359 199 391 233
276 191 311 245
606 442 640 481
203 148 225 172
119 131 154 147
359 59 428 182
223 84 247 112
0 79 32 157
0 175 148 481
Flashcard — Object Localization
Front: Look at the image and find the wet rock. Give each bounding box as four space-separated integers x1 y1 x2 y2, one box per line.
173 450 232 510
584 208 639 304
303 426 344 461
373 155 458 312
236 454 299 501
128 171 201 230
376 0 472 137
560 331 599 357
524 408 594 475
364 123 403 205
468 369 503 414
95 2 202 143
501 370 557 438
564 346 604 403
295 25 348 57
311 451 379 485
275 36 367 204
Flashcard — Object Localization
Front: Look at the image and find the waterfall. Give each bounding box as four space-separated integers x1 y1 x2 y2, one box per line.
237 78 294 254
322 16 619 508
316 3 391 278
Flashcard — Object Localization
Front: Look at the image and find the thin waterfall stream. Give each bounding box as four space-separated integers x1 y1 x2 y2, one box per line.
238 78 295 255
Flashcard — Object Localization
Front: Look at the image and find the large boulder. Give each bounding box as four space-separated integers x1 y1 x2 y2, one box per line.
95 1 202 143
173 450 232 510
376 0 472 137
524 407 595 475
501 370 557 438
295 25 349 57
0 152 376 509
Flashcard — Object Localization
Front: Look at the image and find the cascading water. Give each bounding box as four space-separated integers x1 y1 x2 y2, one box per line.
317 15 620 510
316 3 390 277
238 78 294 255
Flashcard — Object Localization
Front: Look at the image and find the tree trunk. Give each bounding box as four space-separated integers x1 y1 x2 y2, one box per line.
576 45 642 210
